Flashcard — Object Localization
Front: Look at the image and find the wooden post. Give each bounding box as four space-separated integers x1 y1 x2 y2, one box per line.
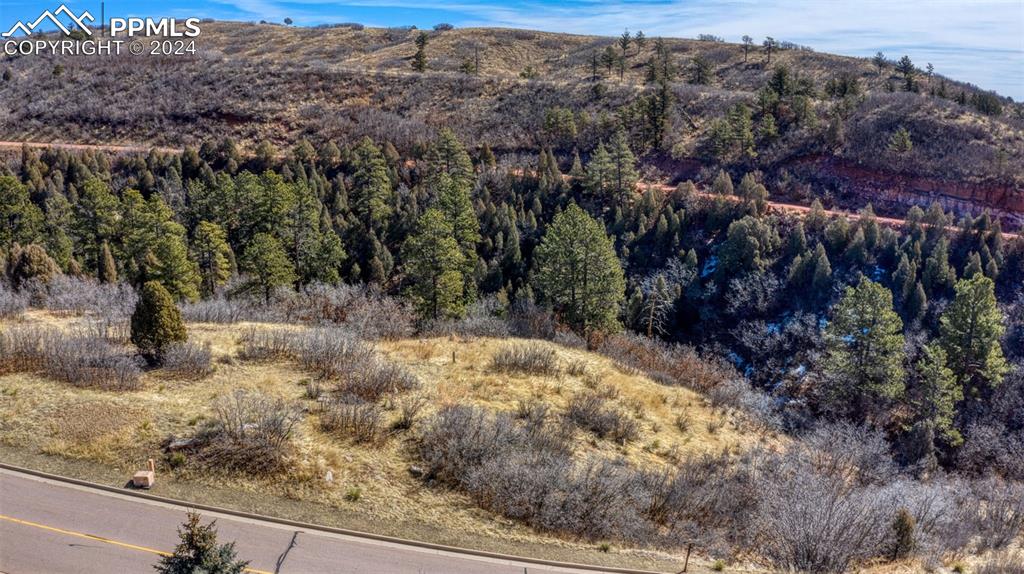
681 543 692 573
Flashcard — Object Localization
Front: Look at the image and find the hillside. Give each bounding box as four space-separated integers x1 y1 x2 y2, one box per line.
0 306 764 572
1 22 1022 224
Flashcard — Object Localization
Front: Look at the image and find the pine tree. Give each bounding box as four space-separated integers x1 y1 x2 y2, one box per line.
239 233 297 303
534 203 625 335
192 221 233 297
584 142 614 198
0 176 44 250
350 138 393 232
922 238 955 294
939 275 1008 396
888 126 913 155
98 241 118 284
435 172 481 303
823 277 906 417
425 128 475 195
910 342 962 445
401 209 465 321
609 129 639 202
72 179 120 274
412 31 428 72
131 281 187 365
718 215 779 277
7 244 61 289
155 512 248 574
889 509 917 560
736 172 768 214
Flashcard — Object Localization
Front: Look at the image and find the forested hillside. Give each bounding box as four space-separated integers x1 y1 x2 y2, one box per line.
1 22 1022 225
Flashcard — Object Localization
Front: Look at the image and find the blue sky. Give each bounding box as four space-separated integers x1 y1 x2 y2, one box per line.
2 0 1022 100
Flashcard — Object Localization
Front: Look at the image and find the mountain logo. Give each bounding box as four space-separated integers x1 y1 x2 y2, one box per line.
2 4 95 38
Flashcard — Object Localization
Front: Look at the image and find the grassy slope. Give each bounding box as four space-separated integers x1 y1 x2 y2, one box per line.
0 310 772 570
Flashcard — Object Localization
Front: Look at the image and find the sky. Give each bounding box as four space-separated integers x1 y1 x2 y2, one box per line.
2 0 1022 100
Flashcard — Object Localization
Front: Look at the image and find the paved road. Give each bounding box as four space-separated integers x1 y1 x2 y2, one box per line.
0 468 628 574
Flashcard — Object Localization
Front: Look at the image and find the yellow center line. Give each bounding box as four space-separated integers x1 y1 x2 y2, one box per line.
0 513 273 574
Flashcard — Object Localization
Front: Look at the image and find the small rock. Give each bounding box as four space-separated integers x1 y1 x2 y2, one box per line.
408 465 424 478
325 470 334 483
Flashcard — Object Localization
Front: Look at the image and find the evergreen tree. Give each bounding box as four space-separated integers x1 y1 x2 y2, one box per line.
0 176 44 250
412 31 428 72
823 277 906 418
425 128 475 195
401 209 465 321
939 275 1008 396
350 138 393 232
192 221 233 297
72 179 120 274
131 281 187 365
584 143 614 198
910 342 962 445
239 233 297 303
718 215 779 277
98 241 118 284
155 512 248 574
608 129 639 201
7 244 61 289
435 172 481 302
534 203 625 335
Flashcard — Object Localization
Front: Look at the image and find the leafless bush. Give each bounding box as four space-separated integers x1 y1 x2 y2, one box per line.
161 341 214 379
321 397 383 443
41 331 142 391
418 404 652 543
707 378 781 431
196 390 302 475
977 550 1024 574
36 276 137 319
289 327 372 379
598 332 737 392
0 284 28 318
422 297 510 338
752 466 898 573
490 343 559 376
392 394 428 431
798 422 897 486
336 357 419 402
966 477 1024 551
180 284 414 339
179 296 252 323
0 324 47 373
237 327 295 361
565 392 640 444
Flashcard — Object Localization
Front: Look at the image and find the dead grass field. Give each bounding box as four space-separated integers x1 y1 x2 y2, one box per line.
0 310 780 571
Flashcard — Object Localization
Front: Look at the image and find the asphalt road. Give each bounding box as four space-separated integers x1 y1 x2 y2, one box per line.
0 468 624 574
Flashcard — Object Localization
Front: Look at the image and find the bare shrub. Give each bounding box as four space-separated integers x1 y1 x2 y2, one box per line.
417 404 652 543
977 550 1024 574
336 358 419 402
707 378 781 430
752 466 898 573
0 324 47 373
237 328 295 361
966 477 1024 551
422 296 510 338
197 390 302 475
42 331 141 390
37 276 137 319
0 326 140 389
598 332 737 392
565 392 640 444
179 296 250 323
392 394 428 431
289 327 372 379
0 284 28 318
321 397 383 443
161 341 214 379
798 422 898 486
490 343 559 376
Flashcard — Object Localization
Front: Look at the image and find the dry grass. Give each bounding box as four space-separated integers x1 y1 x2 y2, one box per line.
0 310 771 564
